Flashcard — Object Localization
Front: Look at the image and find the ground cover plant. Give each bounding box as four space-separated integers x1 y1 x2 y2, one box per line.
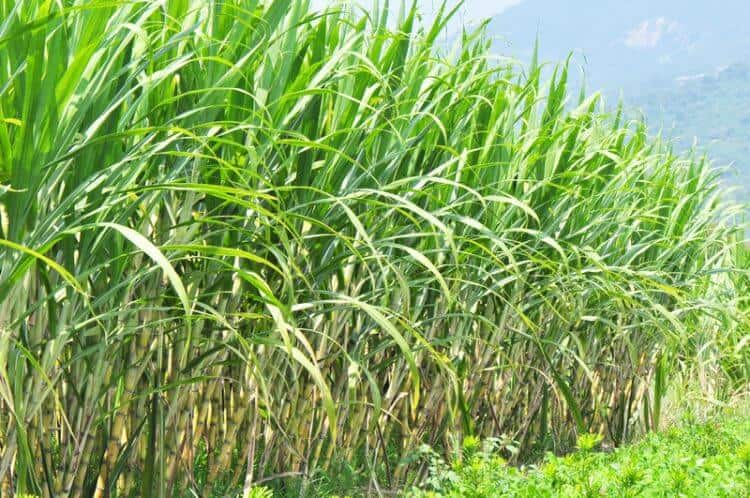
409 409 750 497
0 0 747 496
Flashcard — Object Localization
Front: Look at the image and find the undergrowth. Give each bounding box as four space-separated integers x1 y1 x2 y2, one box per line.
409 409 750 497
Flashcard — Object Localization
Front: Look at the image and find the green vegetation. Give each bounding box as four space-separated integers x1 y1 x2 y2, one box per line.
409 410 750 497
0 1 747 497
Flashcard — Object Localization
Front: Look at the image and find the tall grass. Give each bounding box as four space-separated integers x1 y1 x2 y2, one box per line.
0 0 746 496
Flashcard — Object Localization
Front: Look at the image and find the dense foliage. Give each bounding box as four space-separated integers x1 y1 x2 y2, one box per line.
0 0 747 496
409 411 750 497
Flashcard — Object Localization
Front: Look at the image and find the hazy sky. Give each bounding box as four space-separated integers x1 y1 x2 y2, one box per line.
310 0 525 28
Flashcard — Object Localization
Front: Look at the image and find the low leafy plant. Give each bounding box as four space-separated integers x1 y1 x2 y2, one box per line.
575 433 603 452
409 412 750 497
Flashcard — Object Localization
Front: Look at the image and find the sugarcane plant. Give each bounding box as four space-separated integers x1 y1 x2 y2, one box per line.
0 0 747 496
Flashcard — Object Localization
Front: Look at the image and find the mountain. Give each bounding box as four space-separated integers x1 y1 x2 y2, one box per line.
634 63 750 201
482 1 750 207
485 0 750 97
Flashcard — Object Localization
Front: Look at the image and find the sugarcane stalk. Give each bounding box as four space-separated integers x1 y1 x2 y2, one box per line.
165 387 194 495
0 403 12 496
204 387 249 496
240 403 259 494
93 331 147 498
206 378 224 473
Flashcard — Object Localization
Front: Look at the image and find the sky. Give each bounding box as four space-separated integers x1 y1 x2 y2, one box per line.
309 0 524 30
413 0 523 21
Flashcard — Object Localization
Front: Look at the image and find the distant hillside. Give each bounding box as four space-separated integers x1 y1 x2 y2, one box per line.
485 0 750 97
633 64 750 201
481 1 750 206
